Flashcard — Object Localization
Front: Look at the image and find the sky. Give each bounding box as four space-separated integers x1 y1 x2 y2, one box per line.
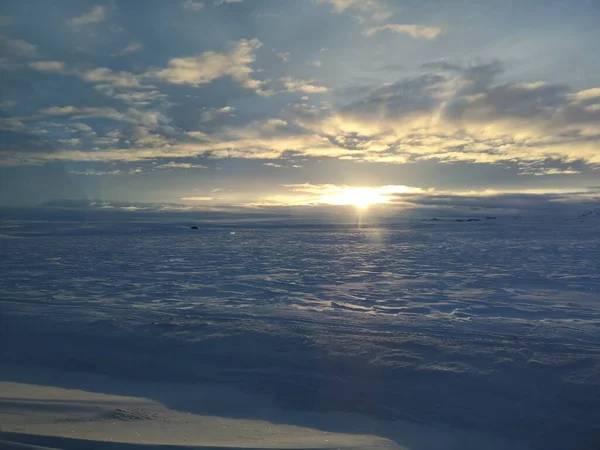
1 0 599 217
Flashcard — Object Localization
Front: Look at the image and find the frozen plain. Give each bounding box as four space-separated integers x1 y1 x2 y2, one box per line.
1 217 599 449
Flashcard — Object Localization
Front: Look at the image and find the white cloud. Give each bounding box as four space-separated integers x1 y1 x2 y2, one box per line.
71 123 93 132
317 0 390 21
82 67 143 88
39 106 128 122
519 167 582 176
183 0 204 11
113 90 166 104
151 39 265 92
70 5 107 26
309 60 323 67
363 24 442 39
8 61 599 172
263 162 302 168
215 0 244 4
39 106 82 116
29 61 65 72
201 106 235 122
568 88 600 102
281 77 328 93
156 162 208 169
317 0 373 12
182 196 213 200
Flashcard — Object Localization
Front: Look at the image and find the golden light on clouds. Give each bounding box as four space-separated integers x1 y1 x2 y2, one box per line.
321 187 387 209
269 184 427 209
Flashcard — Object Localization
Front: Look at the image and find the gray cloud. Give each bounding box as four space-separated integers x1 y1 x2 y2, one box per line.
112 42 143 57
0 33 36 57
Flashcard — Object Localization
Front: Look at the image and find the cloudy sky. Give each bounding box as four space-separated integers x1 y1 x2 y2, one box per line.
1 0 599 213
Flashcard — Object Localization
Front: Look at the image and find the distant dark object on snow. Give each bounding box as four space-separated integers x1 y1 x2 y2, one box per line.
190 226 199 230
485 216 497 220
456 218 481 222
574 208 600 220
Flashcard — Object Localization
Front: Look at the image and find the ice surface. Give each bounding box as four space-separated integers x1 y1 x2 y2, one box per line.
1 219 599 449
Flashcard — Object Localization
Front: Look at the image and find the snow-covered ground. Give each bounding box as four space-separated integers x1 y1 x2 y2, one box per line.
1 218 599 449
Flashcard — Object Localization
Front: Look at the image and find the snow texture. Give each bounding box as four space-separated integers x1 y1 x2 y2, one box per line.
1 218 599 449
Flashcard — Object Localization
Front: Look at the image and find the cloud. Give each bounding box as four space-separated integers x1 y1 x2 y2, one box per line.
215 0 244 4
37 107 174 145
201 106 235 122
183 0 204 11
113 90 167 104
518 167 582 176
40 106 128 121
363 24 442 39
72 40 268 95
68 169 124 176
156 162 208 169
29 61 65 72
317 0 367 13
309 60 323 67
112 42 143 56
275 51 291 63
151 39 266 92
181 196 213 200
568 88 600 103
71 123 93 132
317 0 390 21
82 67 143 88
0 33 36 57
0 117 28 133
281 77 328 93
247 183 599 214
263 162 301 168
6 57 600 173
384 190 600 217
70 5 107 26
316 0 392 22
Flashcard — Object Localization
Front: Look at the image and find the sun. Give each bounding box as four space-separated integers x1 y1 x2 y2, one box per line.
321 187 387 210
347 188 382 209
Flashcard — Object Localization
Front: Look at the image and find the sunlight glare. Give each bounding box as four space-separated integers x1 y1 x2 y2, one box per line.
321 187 387 209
